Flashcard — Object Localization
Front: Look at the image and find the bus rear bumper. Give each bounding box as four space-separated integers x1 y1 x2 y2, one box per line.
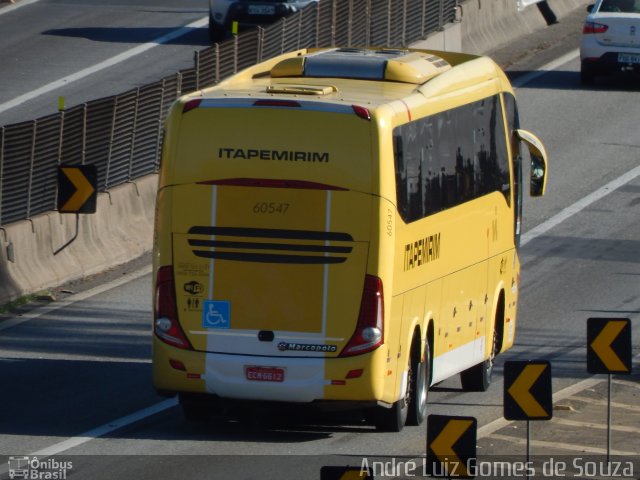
153 339 387 403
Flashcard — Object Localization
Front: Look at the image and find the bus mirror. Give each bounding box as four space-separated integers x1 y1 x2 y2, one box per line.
516 129 548 197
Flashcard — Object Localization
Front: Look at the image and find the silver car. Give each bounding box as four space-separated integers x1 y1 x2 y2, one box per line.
580 0 640 84
208 0 318 42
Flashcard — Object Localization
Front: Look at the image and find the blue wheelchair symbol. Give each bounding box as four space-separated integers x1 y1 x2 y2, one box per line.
202 301 230 329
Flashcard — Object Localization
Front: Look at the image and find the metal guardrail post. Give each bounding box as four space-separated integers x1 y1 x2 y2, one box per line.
128 88 140 182
234 34 239 73
215 44 220 84
105 97 118 189
314 1 320 48
347 0 353 47
55 109 64 210
331 0 337 47
421 0 427 38
155 80 166 173
365 0 371 46
257 27 264 64
280 18 286 54
296 9 303 50
387 0 392 46
177 71 183 98
26 120 37 219
195 50 201 90
402 0 408 46
82 103 88 165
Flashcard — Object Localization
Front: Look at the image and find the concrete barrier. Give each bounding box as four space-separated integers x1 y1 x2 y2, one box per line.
460 0 591 54
0 174 157 304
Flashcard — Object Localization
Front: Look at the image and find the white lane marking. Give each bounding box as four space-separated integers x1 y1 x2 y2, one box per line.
0 352 151 363
567 395 640 412
0 265 151 332
520 164 640 246
0 0 40 16
512 48 580 89
551 417 640 434
489 433 640 456
0 16 208 115
0 397 178 474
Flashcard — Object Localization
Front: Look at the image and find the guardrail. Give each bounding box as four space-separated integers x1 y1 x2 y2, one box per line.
0 0 456 227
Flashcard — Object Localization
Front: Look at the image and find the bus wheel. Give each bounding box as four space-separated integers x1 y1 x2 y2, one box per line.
179 392 209 422
406 340 430 426
373 396 407 432
460 327 496 392
373 353 413 431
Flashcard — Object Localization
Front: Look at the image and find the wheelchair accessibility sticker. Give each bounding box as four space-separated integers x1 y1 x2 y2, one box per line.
202 300 230 329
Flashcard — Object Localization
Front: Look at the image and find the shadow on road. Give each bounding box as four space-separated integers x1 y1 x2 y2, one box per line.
42 26 210 47
508 69 640 91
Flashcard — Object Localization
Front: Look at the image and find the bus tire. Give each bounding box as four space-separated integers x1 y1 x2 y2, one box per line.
374 342 427 432
406 338 429 426
460 327 496 392
373 398 407 432
179 392 209 422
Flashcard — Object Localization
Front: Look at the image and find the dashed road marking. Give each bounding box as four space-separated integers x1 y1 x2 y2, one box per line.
567 395 640 412
489 433 640 456
550 417 640 434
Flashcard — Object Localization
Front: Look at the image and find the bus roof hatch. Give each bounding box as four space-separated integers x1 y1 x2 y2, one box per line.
270 48 451 84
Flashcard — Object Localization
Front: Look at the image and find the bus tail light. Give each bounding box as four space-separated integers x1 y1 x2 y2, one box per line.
340 275 384 357
154 266 191 349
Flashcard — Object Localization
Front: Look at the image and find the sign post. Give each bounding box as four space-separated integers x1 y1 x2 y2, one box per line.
55 165 97 254
587 318 632 462
504 361 552 473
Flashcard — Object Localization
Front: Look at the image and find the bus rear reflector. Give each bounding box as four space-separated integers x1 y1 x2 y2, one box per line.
340 275 384 357
169 359 187 371
155 266 191 349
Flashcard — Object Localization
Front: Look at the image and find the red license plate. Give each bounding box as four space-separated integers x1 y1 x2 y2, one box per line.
245 366 285 382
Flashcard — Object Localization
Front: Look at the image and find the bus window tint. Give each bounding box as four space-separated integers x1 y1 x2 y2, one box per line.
394 95 510 223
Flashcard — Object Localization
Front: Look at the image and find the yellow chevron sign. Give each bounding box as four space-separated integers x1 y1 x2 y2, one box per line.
588 318 631 374
504 361 552 420
427 415 477 478
57 165 97 214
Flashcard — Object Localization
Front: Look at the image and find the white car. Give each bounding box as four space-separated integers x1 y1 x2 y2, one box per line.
208 0 318 42
580 0 640 84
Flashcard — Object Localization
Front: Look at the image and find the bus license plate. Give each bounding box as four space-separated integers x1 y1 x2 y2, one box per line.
245 366 285 382
618 53 640 64
248 5 276 15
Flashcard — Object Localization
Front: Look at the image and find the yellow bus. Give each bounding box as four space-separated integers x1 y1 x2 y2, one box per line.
152 47 548 431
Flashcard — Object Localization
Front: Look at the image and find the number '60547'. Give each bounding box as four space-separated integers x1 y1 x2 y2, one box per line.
253 202 290 214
